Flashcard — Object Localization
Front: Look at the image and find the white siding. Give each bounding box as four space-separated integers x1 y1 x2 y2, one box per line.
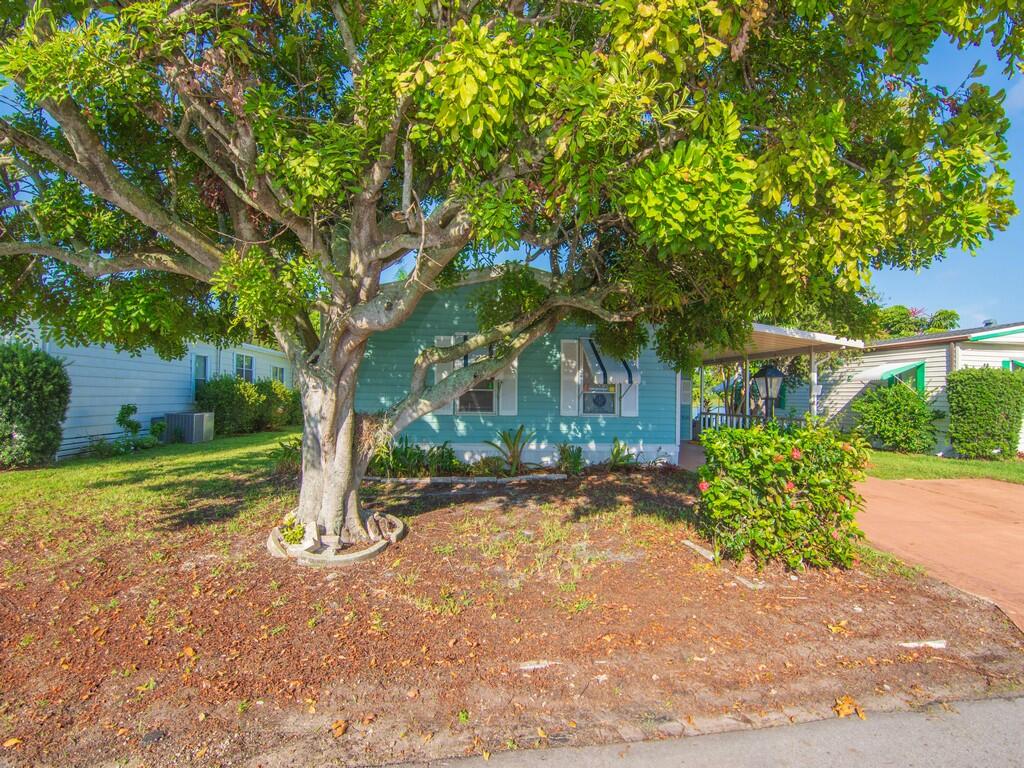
13 330 292 457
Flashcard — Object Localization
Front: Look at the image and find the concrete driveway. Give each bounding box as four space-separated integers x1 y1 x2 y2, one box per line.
858 477 1024 631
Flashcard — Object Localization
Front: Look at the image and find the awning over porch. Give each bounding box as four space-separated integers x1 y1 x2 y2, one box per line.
854 360 924 383
699 323 864 365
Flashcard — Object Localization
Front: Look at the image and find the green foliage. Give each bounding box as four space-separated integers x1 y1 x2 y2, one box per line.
270 434 302 476
150 420 166 441
556 443 584 475
116 404 142 438
468 455 507 478
0 343 71 468
280 511 305 545
697 421 869 569
484 426 536 476
254 379 298 431
367 436 464 477
195 375 265 436
946 368 1024 459
878 305 961 338
606 437 637 469
851 385 943 453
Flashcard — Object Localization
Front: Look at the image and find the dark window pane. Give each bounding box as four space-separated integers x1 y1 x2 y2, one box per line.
458 390 494 413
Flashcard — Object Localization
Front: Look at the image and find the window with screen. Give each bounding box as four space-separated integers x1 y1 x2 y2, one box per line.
454 334 496 414
271 365 285 383
193 354 208 394
580 339 617 415
235 353 254 383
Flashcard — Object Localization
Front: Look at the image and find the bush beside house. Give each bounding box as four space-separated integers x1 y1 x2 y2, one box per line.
196 375 301 436
946 368 1024 459
697 421 868 569
0 343 71 468
850 384 943 453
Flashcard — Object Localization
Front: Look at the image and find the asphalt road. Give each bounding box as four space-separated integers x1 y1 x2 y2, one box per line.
406 696 1024 768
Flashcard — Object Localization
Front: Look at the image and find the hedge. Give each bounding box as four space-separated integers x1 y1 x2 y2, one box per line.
697 420 868 569
0 343 72 468
851 383 943 453
946 367 1024 459
196 375 301 436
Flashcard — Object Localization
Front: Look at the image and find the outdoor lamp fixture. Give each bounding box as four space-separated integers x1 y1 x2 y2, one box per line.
752 364 785 418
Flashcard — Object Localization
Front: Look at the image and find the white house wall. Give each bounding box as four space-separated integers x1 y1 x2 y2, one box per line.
15 331 291 458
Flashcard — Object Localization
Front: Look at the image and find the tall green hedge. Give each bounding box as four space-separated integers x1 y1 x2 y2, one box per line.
0 343 72 468
196 375 301 436
946 367 1024 459
851 384 942 453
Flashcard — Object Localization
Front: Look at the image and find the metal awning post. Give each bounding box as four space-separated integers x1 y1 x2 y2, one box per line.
809 347 818 417
742 357 751 423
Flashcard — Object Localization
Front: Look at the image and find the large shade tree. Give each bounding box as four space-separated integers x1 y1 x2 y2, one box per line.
0 0 1019 546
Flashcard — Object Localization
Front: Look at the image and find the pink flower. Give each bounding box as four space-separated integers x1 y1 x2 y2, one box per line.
698 480 710 493
791 447 803 461
785 480 796 492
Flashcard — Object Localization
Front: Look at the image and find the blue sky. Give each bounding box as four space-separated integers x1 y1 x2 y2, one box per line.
870 41 1024 327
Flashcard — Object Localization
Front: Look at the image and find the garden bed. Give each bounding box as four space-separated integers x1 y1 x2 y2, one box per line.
0 433 1022 767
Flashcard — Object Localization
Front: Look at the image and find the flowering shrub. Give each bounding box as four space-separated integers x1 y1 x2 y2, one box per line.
696 420 869 569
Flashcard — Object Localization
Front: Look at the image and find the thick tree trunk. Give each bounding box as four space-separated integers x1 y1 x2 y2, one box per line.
294 362 371 546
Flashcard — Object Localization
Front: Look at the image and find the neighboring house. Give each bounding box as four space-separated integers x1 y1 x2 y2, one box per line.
13 327 292 457
357 279 690 465
781 321 1024 453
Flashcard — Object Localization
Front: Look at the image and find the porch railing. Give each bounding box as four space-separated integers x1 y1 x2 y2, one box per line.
697 411 803 431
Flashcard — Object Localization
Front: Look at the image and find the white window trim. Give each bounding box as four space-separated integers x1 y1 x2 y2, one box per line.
235 353 255 383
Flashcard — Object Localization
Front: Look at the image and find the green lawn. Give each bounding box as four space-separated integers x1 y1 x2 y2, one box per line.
0 430 299 566
866 449 1024 485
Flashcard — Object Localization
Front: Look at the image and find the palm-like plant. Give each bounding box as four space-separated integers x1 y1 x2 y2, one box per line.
484 425 537 476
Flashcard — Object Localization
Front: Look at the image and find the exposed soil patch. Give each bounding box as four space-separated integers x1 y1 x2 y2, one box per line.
1 469 1022 767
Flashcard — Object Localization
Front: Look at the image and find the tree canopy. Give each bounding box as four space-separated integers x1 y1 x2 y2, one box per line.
0 0 1020 540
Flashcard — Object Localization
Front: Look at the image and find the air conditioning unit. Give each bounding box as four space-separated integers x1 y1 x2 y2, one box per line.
582 389 616 415
165 411 215 443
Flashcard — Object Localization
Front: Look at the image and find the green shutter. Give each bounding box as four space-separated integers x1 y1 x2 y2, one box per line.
1003 360 1012 370
915 362 925 394
777 381 787 409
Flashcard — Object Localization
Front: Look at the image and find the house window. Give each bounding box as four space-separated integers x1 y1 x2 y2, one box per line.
580 338 618 416
235 353 255 383
885 362 924 394
271 365 286 384
457 378 496 413
1005 359 1024 372
193 354 208 394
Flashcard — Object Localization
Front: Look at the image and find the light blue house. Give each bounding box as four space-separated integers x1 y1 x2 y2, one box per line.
356 280 690 465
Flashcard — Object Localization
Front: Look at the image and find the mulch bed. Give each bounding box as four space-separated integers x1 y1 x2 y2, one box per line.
1 471 1022 767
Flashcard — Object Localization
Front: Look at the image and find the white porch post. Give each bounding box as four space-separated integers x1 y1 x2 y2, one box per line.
809 347 818 417
742 357 751 425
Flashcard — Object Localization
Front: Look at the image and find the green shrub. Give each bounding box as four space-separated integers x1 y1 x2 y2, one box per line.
425 441 463 475
280 511 305 545
469 455 507 477
606 437 637 469
150 420 167 441
195 375 265 435
556 443 584 475
368 436 428 477
485 425 536 476
254 378 295 431
851 384 943 453
116 403 142 437
0 343 71 468
947 367 1024 459
697 420 868 569
270 434 302 476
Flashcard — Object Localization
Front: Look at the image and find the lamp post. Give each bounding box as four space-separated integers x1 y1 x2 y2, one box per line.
751 364 785 420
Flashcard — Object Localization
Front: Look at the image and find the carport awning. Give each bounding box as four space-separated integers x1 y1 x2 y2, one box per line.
699 323 864 365
854 360 925 383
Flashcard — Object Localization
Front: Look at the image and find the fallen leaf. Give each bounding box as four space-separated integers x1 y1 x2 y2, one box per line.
421 731 433 743
183 646 197 659
406 688 419 699
568 720 577 728
361 713 376 725
537 727 547 739
832 695 866 720
482 750 490 761
195 746 207 759
827 620 849 634
2 738 21 749
331 720 348 738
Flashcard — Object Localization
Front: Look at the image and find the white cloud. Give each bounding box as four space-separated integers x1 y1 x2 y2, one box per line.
1006 78 1024 114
